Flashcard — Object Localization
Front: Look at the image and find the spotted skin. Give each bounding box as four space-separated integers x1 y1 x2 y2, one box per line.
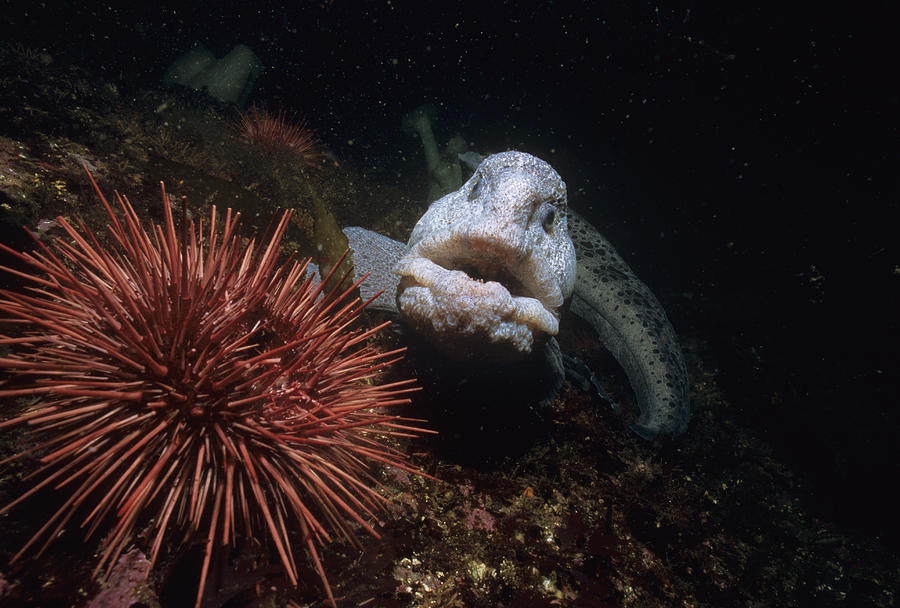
567 211 690 439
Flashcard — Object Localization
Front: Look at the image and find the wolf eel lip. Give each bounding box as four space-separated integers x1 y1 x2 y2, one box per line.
393 252 561 337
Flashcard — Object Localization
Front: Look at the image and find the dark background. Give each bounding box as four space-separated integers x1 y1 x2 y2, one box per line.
2 1 897 547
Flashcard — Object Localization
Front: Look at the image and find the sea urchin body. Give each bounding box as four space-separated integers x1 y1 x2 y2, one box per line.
0 170 427 606
232 105 322 165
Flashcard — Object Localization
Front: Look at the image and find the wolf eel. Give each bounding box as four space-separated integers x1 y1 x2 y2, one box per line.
343 151 690 440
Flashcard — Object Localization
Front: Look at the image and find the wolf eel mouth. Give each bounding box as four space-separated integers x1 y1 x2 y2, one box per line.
394 232 562 361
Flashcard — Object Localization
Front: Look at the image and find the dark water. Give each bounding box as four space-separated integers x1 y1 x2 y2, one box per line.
1 1 897 605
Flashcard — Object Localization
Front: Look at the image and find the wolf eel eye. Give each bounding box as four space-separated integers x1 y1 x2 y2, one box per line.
539 202 557 232
468 174 483 200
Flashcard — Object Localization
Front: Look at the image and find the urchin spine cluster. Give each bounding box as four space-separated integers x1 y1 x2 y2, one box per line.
232 104 322 165
0 170 428 606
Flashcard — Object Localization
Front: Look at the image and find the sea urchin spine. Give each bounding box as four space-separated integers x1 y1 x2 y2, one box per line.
0 169 429 606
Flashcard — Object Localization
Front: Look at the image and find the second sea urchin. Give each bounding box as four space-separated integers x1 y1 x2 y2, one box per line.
232 104 323 166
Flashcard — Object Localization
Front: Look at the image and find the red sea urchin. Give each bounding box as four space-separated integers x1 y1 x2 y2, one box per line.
0 171 429 606
232 104 323 165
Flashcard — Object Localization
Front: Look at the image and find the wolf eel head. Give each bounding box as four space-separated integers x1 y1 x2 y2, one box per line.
394 151 577 361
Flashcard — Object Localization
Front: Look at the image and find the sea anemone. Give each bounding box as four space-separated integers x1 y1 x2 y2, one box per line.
231 104 323 166
0 170 428 606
